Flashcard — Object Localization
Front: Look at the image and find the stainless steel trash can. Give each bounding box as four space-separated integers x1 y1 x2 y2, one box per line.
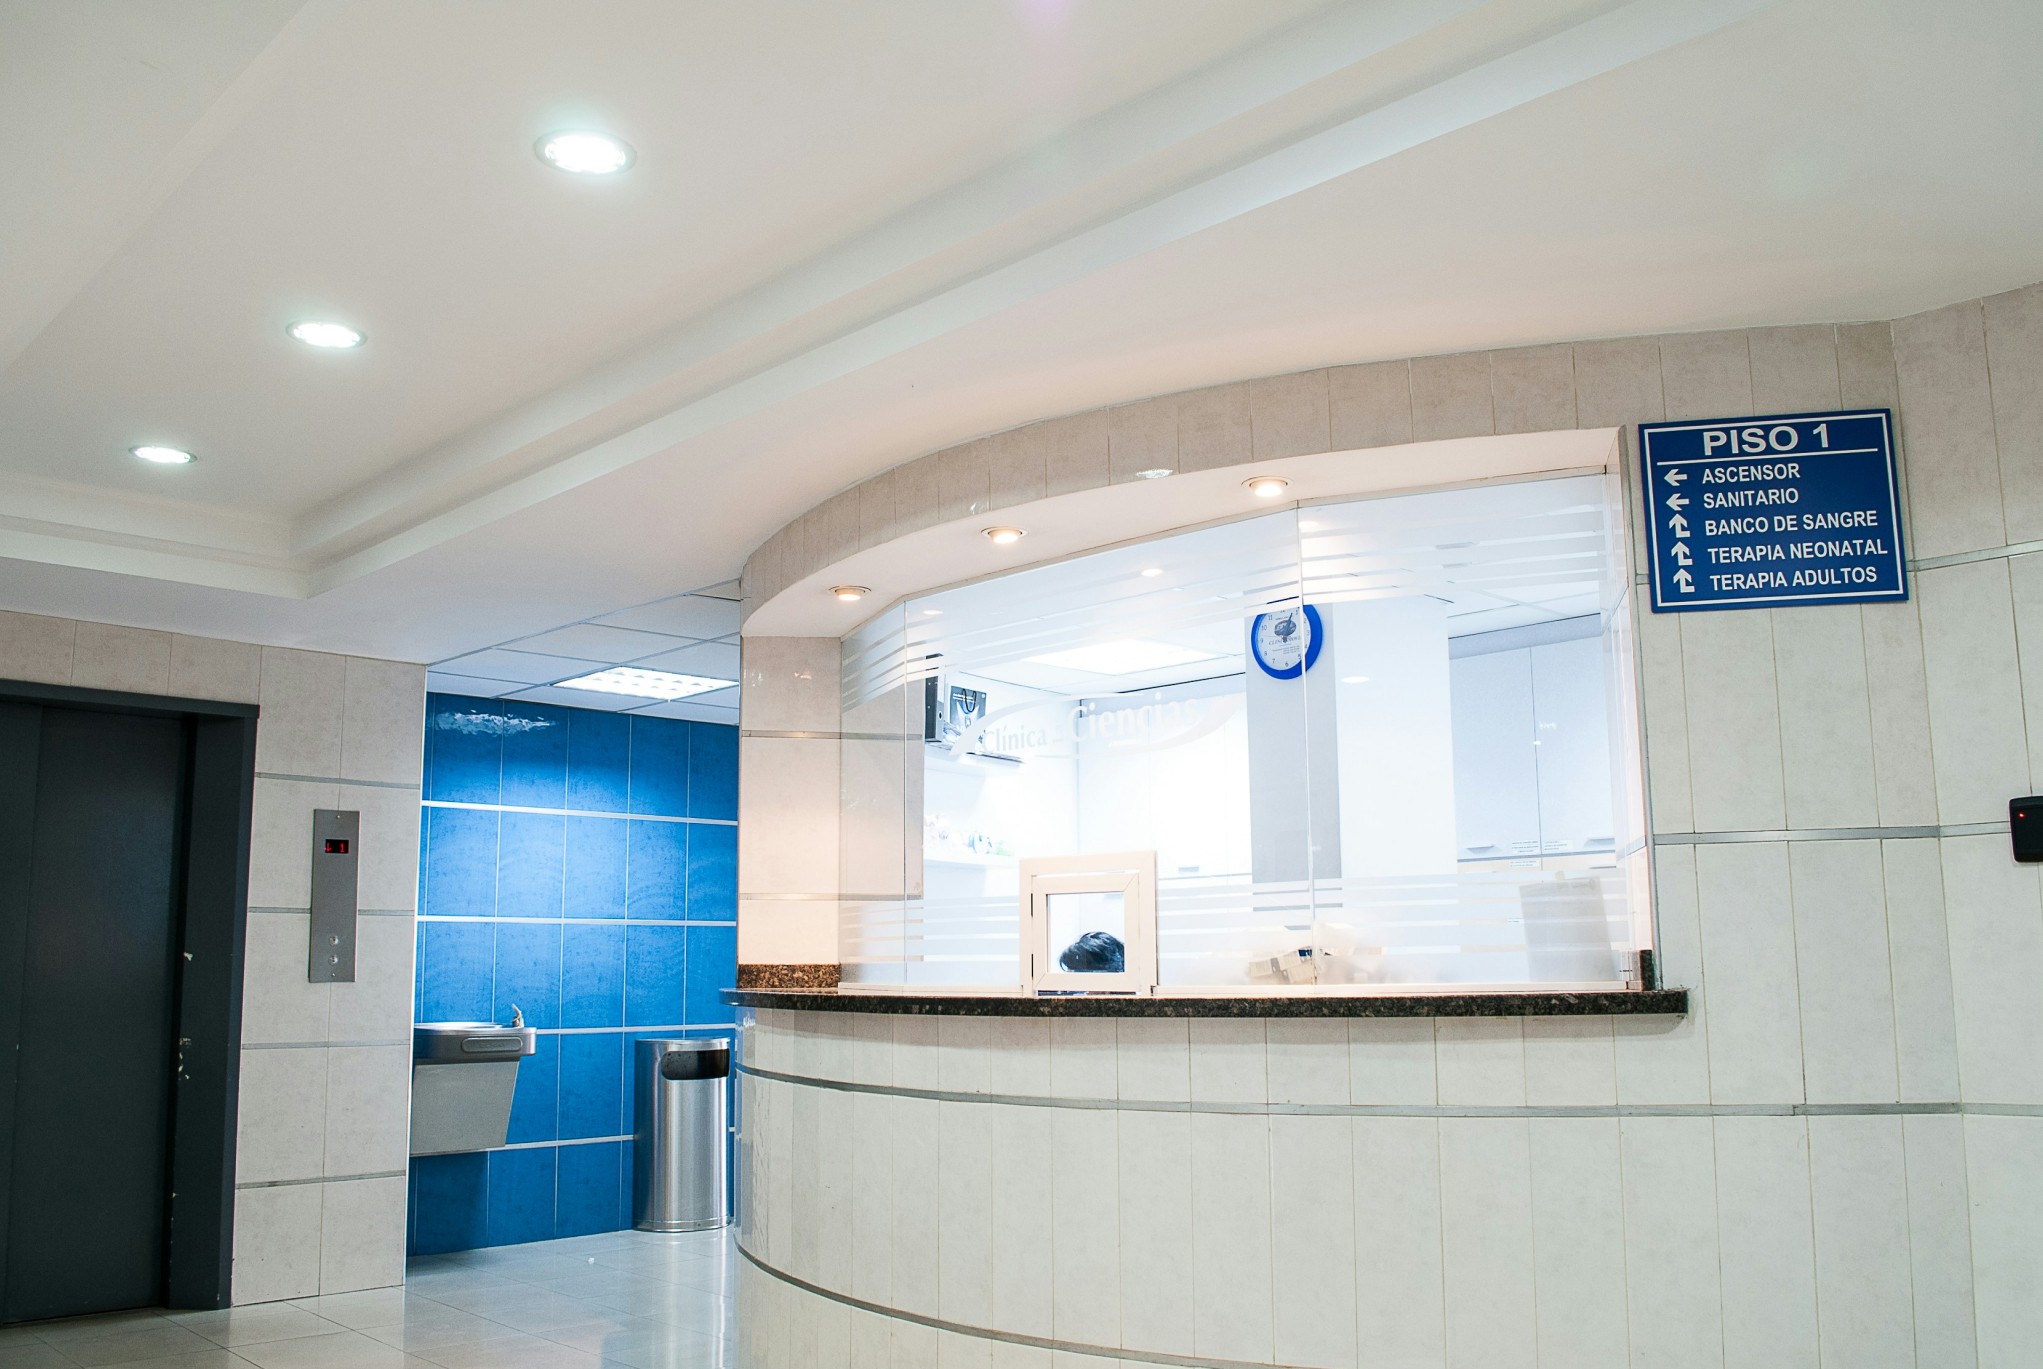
633 1037 729 1232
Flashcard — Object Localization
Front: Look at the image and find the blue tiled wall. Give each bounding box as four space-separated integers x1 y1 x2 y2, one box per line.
407 694 738 1254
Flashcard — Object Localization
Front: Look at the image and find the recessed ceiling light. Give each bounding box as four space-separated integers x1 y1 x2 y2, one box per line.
554 667 733 701
1140 568 1164 578
131 444 194 465
1133 468 1174 480
287 320 364 349
1341 675 1371 685
1244 476 1290 498
982 526 1026 546
537 131 635 175
830 584 870 603
921 608 943 617
1027 640 1222 676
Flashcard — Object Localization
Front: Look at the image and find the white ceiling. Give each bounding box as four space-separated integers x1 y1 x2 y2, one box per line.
3 0 2040 673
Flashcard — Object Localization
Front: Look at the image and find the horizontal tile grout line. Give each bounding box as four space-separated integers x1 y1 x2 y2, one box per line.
415 915 737 927
257 772 420 790
737 1064 2043 1119
1651 821 2006 844
235 1170 406 1189
243 1039 409 1050
421 799 736 826
739 730 916 741
240 1027 737 1047
741 892 857 902
496 1134 636 1150
539 1024 737 1034
738 1243 1280 1369
1910 535 2043 570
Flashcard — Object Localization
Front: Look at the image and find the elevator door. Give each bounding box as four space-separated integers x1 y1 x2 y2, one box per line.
0 703 190 1324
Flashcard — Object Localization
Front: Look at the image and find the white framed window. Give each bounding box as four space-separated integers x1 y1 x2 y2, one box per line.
1020 851 1157 995
836 466 1653 995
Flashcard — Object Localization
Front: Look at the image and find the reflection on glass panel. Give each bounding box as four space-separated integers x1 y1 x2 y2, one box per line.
1047 893 1127 973
836 471 1647 993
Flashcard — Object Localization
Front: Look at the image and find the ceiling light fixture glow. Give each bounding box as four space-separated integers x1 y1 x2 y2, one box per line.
1027 639 1222 676
131 444 195 465
537 131 635 175
830 584 870 602
287 320 364 349
1140 568 1164 578
982 526 1026 546
1244 476 1290 498
1133 468 1174 480
554 667 734 701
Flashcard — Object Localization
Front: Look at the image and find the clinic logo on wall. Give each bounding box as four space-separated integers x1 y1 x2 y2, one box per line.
953 691 1242 761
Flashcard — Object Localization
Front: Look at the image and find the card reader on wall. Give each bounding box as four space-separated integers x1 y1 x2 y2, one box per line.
2012 797 2043 862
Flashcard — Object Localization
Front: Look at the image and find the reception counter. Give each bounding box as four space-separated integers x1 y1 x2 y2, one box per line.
729 991 1708 1369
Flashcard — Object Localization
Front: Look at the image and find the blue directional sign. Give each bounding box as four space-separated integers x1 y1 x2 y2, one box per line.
1639 409 1906 613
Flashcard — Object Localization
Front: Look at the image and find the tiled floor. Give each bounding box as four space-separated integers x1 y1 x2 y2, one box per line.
0 1229 736 1369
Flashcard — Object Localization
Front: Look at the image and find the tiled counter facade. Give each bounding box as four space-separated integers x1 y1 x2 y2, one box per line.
732 282 2043 1366
737 1007 2002 1369
0 610 427 1304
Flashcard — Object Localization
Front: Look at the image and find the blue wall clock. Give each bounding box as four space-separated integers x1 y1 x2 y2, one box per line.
1249 605 1324 679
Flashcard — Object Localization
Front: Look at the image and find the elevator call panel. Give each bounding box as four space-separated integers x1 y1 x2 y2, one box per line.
309 808 360 983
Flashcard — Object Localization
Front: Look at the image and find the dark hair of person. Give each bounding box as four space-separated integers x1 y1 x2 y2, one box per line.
1058 930 1125 974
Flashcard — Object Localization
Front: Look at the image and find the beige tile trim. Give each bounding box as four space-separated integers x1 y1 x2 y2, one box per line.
235 1170 405 1190
738 1063 2025 1120
258 771 420 791
1651 822 2007 844
739 1242 1266 1369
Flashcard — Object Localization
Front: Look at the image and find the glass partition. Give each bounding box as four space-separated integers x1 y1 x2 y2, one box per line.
838 471 1648 994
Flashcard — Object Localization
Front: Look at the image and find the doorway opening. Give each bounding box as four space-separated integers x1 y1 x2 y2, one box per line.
0 681 257 1322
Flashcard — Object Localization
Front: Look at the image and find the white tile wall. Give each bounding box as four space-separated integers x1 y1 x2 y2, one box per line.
989 1105 1054 1338
1917 560 2031 823
1810 1116 1916 1369
1620 1117 1722 1369
1113 1111 1191 1357
1695 842 1802 1103
0 611 424 1306
1902 1114 1978 1368
1713 1116 1817 1368
1438 1119 1536 1369
1268 1116 1355 1369
1963 1116 2043 1365
1789 840 1898 1103
1188 1113 1272 1363
1529 1118 1628 1369
1049 1110 1119 1347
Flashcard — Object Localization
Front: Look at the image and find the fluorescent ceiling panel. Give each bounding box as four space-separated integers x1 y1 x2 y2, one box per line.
553 666 738 701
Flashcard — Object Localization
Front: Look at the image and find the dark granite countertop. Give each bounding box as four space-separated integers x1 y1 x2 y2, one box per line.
722 987 1688 1018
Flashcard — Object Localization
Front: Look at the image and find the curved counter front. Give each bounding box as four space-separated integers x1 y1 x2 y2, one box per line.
731 997 1718 1369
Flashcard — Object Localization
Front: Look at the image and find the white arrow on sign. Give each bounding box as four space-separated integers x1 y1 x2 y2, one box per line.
1669 513 1690 538
1672 567 1695 592
1671 541 1692 566
1665 492 1689 511
1664 468 1688 486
